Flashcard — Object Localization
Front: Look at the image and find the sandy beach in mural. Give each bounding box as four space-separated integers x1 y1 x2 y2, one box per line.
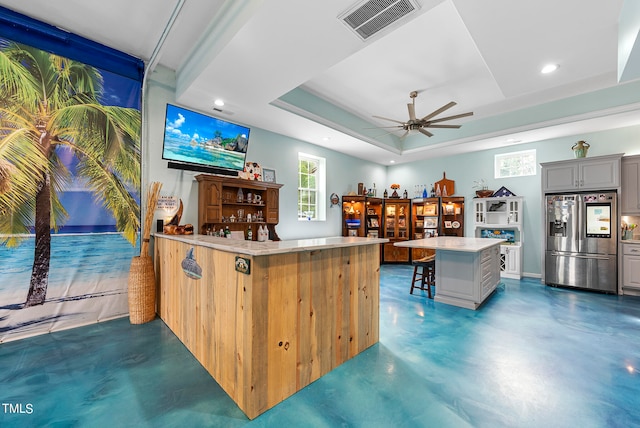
0 276 131 343
0 233 140 343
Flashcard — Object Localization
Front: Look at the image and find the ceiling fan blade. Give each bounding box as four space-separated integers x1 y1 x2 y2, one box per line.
407 102 416 121
420 101 456 121
426 124 462 129
373 115 406 125
418 128 433 137
363 125 404 129
427 111 474 124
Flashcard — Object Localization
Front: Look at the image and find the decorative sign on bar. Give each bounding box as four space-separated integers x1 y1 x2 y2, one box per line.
181 247 202 279
235 256 251 275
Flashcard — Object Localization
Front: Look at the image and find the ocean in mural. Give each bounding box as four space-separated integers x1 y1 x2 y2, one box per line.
0 233 139 342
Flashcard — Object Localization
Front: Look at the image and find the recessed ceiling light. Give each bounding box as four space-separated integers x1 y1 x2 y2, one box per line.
390 160 395 164
322 137 331 141
214 99 225 107
541 64 558 74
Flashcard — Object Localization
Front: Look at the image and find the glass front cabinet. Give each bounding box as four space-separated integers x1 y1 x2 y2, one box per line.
382 198 411 263
411 197 440 260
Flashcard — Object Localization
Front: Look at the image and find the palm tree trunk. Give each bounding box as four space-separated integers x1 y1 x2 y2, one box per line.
24 173 52 307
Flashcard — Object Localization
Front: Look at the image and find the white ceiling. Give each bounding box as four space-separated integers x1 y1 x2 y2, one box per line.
2 0 639 165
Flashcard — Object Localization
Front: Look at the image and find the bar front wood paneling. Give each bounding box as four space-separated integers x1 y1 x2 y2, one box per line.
154 236 380 419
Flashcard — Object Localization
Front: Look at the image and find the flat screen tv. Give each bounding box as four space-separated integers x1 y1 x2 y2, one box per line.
162 103 250 176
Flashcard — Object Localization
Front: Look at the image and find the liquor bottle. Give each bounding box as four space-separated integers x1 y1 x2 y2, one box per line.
430 185 435 198
246 225 253 240
224 226 231 238
422 186 428 198
383 189 388 198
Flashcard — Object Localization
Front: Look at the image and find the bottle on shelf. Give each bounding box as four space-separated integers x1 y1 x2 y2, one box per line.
257 225 268 241
246 225 253 240
383 189 388 198
430 185 435 198
237 187 244 203
224 225 231 238
422 186 428 198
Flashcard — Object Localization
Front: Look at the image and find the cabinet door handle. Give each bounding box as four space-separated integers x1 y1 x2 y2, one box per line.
630 248 640 253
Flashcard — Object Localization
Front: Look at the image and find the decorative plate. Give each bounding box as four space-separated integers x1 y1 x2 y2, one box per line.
452 221 460 229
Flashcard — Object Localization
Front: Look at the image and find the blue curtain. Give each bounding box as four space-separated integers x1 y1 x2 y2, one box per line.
0 5 143 81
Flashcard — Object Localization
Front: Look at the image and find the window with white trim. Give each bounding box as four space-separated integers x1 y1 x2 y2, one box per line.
495 149 536 178
298 153 326 221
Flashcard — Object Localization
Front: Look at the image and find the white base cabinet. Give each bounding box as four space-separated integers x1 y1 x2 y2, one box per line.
622 243 640 292
500 244 522 279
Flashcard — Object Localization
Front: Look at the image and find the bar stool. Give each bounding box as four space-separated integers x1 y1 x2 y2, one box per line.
410 254 436 298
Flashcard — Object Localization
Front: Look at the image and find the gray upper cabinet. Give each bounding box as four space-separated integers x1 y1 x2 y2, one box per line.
622 155 640 214
541 154 623 193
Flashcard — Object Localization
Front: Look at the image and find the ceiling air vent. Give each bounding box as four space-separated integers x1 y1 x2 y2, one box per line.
339 0 419 40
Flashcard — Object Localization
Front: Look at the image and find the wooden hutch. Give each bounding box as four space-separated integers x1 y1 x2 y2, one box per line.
196 174 283 240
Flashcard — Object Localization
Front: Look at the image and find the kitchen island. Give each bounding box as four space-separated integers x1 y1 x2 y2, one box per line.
153 234 388 419
395 237 505 310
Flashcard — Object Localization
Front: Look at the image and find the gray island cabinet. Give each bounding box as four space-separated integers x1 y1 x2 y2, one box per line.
395 237 504 309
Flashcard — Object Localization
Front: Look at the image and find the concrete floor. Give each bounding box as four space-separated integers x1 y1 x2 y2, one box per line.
2 264 639 427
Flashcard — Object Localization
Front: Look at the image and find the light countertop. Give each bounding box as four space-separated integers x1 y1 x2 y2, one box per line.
153 233 389 256
394 236 506 253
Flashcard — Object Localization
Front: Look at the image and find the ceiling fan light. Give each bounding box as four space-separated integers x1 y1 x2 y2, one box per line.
214 99 225 107
541 64 558 74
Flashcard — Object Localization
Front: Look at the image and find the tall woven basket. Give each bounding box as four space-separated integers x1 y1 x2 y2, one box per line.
128 181 162 325
128 255 156 324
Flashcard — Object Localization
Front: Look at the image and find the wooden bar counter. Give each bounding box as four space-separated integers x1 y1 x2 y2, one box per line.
153 234 388 419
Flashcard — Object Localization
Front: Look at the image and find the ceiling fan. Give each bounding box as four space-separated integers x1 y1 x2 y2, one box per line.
373 91 473 138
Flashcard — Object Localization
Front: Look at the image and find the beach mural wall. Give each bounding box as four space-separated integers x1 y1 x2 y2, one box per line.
0 37 142 342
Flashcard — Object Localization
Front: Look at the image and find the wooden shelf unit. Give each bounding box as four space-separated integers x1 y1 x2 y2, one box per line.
382 198 411 263
411 197 440 260
440 197 465 237
196 174 283 240
342 196 383 238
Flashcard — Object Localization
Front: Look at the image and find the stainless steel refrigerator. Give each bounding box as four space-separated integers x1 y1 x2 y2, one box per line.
545 191 617 293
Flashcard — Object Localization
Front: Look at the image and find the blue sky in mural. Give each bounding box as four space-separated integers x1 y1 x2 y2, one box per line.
58 68 141 232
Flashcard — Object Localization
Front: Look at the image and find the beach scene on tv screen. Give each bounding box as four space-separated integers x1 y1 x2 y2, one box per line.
163 104 248 171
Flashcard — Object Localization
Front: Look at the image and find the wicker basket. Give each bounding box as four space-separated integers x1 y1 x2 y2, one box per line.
128 255 156 324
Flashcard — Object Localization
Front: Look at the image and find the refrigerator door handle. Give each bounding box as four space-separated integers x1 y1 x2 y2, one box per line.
550 251 611 261
577 194 584 250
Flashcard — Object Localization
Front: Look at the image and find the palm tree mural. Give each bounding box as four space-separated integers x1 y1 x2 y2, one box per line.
0 41 140 307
